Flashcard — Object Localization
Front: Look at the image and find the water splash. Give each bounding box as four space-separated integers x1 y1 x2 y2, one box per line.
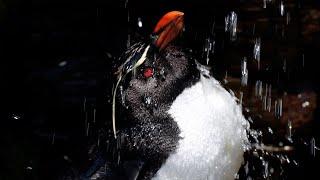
225 11 238 41
253 37 261 70
203 37 215 65
241 57 248 86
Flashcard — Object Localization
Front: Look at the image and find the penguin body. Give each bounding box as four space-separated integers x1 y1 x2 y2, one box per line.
111 11 248 180
115 46 248 180
153 73 247 180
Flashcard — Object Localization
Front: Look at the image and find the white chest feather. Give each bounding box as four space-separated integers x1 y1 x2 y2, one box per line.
152 76 249 180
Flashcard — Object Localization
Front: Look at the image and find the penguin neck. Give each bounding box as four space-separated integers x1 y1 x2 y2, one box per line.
120 46 200 154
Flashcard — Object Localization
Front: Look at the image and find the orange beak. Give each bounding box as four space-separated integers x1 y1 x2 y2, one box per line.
153 11 184 51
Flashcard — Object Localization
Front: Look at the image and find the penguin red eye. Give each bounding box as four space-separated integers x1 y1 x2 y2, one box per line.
144 67 154 78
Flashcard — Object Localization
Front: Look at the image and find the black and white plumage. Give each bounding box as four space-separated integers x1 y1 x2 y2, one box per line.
106 11 249 180
111 44 248 180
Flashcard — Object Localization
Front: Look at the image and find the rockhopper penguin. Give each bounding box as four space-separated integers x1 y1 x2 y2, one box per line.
112 11 249 180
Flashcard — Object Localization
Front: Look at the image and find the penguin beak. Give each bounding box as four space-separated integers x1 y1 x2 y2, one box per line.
153 11 184 51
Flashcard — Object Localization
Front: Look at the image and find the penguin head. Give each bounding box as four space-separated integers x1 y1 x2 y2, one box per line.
118 11 200 124
123 46 195 122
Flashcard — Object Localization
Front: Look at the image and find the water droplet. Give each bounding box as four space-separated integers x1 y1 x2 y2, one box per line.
279 141 284 147
93 108 96 123
286 12 290 25
268 127 273 134
239 91 243 105
145 96 152 106
262 96 266 112
83 97 87 112
302 101 310 108
241 57 248 86
58 61 67 67
203 37 215 65
280 1 285 16
52 129 55 145
244 162 249 175
310 137 316 157
253 37 261 70
274 100 278 117
286 120 293 142
278 98 283 118
267 96 272 112
223 71 228 84
10 113 21 120
137 17 143 28
255 81 259 96
255 80 263 99
274 98 283 118
63 155 71 162
234 173 239 179
105 52 113 58
86 122 90 136
283 59 287 72
127 34 131 48
270 167 274 174
263 161 269 178
119 86 126 106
